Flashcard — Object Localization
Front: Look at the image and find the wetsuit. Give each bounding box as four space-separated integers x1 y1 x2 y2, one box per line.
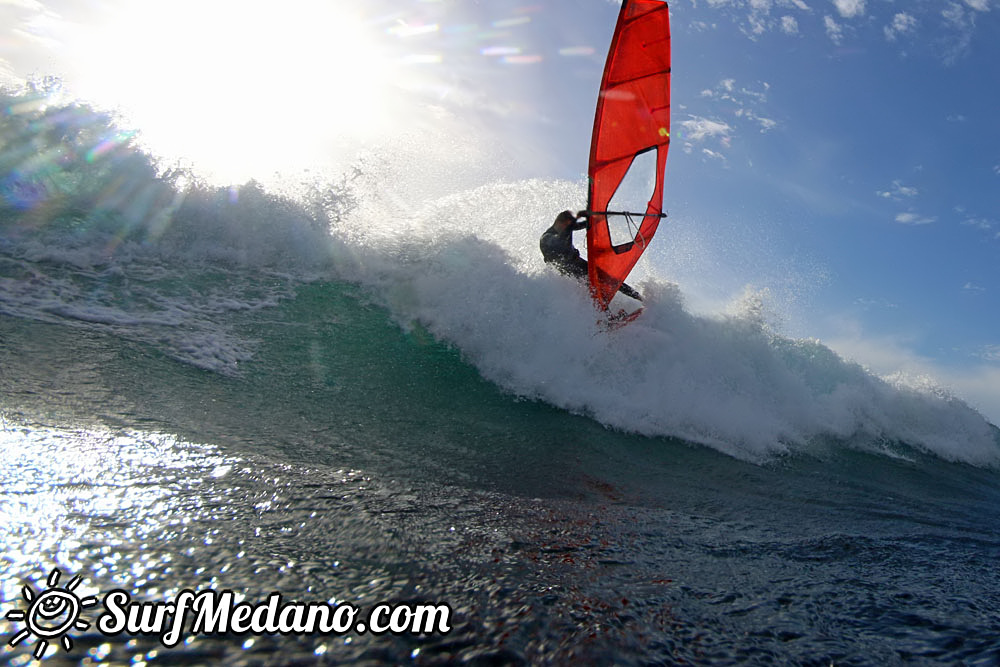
539 219 589 280
539 218 642 301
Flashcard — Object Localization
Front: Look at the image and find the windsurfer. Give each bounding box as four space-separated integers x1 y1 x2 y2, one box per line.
540 211 642 301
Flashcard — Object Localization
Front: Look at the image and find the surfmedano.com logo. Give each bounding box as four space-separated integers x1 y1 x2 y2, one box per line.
4 568 99 659
6 567 453 660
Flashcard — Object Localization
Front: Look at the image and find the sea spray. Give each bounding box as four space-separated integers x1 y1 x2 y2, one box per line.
329 171 1000 464
2 84 996 463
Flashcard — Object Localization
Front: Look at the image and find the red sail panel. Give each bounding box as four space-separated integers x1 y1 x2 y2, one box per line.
587 0 671 308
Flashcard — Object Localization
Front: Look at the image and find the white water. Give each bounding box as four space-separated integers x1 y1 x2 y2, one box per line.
327 154 999 465
3 112 996 464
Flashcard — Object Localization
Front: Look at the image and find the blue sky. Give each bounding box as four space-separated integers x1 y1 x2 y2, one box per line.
2 0 999 422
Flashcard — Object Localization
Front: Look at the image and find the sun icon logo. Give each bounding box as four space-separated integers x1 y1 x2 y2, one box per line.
5 568 99 660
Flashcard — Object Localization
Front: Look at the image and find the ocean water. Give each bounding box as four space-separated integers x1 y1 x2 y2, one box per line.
3 87 1000 665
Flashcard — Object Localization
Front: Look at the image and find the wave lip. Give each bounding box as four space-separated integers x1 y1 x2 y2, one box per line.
2 86 996 464
332 178 1000 466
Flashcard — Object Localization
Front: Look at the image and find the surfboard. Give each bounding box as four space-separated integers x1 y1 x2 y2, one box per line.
601 307 645 332
586 0 671 312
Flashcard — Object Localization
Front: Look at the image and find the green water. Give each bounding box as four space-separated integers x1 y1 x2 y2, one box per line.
4 87 1000 663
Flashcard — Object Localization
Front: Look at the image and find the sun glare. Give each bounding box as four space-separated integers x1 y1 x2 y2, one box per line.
69 0 397 183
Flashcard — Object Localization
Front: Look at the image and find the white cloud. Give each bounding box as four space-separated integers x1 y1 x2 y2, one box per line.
756 116 777 131
981 345 1000 362
877 180 919 199
940 1 981 63
704 78 764 103
884 12 917 41
679 115 733 160
943 3 971 28
963 282 986 292
684 0 988 52
832 0 865 18
895 212 936 225
735 107 777 132
702 147 727 162
963 217 994 231
854 297 898 310
684 0 828 39
699 0 814 39
961 216 1000 241
680 116 733 142
824 15 844 43
696 79 778 136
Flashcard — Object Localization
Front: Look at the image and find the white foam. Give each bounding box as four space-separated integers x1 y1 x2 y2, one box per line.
0 246 288 375
333 177 1000 465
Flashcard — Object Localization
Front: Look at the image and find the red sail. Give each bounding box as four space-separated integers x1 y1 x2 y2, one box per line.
587 0 671 308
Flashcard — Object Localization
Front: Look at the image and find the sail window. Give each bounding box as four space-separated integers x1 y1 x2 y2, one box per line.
605 148 658 249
